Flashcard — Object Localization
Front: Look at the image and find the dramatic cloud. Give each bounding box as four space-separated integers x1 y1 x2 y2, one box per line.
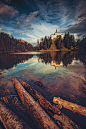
25 11 39 22
60 0 86 39
21 38 37 45
0 0 86 43
0 3 19 19
13 11 39 30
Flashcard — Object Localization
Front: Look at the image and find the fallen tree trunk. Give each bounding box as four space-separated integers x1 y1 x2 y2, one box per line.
21 81 61 115
0 101 31 129
12 78 59 129
53 97 86 117
21 81 80 129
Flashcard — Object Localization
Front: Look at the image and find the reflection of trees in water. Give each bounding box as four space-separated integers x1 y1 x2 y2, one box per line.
37 52 75 67
37 51 86 68
0 51 86 70
78 52 86 67
0 53 33 70
62 52 75 67
38 53 52 64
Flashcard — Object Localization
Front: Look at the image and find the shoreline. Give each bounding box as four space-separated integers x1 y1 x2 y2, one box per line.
37 49 77 52
0 49 77 53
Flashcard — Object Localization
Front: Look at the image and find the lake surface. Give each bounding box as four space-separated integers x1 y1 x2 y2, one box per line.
0 51 86 128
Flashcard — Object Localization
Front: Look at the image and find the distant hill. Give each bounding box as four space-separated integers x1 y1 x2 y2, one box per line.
0 32 34 52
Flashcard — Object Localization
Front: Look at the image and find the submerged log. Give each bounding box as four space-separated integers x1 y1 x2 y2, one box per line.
12 78 59 129
0 101 31 129
21 81 80 129
34 80 45 89
53 97 86 117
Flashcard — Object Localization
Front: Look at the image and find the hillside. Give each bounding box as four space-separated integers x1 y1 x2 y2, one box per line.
0 32 34 53
38 31 78 51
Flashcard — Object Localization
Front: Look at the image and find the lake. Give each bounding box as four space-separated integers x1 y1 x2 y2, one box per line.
0 51 86 129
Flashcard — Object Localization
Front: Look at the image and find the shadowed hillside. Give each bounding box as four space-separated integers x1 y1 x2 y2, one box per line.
0 32 34 53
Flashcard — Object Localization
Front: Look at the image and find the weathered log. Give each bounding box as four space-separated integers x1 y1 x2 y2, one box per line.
0 101 31 129
21 81 61 115
53 97 86 117
12 78 59 129
21 81 80 129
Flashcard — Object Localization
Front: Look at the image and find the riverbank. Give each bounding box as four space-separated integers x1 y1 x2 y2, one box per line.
37 48 77 52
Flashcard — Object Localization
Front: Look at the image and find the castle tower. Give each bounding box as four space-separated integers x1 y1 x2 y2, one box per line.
56 29 58 33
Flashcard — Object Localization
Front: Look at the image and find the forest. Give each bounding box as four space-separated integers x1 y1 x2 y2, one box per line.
0 31 86 52
37 32 86 51
0 32 34 52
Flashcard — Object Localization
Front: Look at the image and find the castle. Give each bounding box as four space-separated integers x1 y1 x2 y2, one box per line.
50 29 62 40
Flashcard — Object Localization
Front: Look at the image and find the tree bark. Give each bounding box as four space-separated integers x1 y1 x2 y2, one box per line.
0 101 31 129
12 78 59 129
53 97 86 117
21 81 61 116
21 81 80 129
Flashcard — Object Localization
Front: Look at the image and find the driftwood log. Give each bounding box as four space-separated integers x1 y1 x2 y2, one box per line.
21 81 80 129
53 97 86 117
12 78 59 129
0 101 31 129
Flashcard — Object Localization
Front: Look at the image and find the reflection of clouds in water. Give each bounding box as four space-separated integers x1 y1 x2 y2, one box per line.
71 59 83 65
0 54 86 106
23 57 38 64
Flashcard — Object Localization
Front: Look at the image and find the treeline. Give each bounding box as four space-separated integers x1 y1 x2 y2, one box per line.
37 36 52 50
0 31 86 52
0 32 34 52
78 37 86 52
37 31 86 51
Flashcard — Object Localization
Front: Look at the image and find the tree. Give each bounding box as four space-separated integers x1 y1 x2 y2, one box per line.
37 39 39 45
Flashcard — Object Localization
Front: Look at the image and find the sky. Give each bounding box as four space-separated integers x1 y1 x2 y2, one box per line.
0 0 86 46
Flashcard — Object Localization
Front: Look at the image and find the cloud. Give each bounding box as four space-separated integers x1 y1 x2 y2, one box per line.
29 22 59 39
1 0 86 41
5 31 12 35
60 0 86 39
16 22 20 25
25 24 31 27
0 3 19 19
19 29 33 35
25 11 39 22
12 11 39 30
18 22 59 45
21 38 37 44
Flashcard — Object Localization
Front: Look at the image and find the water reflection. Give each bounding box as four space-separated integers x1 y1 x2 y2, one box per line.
0 51 86 129
0 52 86 70
37 51 86 69
0 53 33 70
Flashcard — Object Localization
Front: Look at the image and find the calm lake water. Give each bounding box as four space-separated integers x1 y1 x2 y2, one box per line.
0 51 86 129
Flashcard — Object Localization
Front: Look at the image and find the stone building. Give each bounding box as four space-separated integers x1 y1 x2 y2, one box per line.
51 29 62 40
